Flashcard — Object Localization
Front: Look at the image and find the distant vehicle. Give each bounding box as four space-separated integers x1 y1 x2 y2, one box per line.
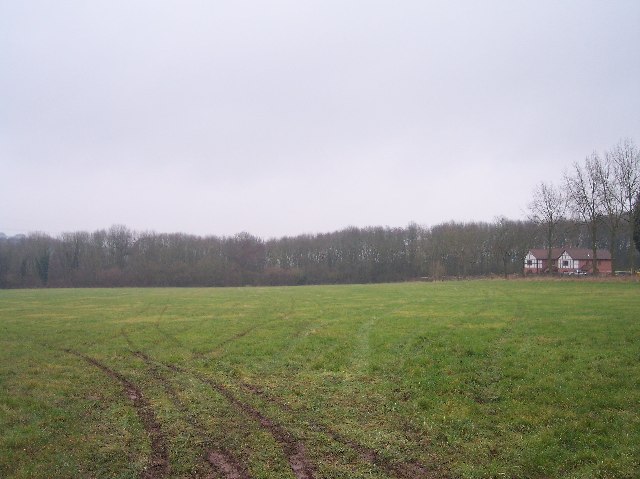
614 271 632 276
565 270 587 276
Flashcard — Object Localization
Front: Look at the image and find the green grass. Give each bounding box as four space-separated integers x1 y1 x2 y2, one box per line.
1 280 639 478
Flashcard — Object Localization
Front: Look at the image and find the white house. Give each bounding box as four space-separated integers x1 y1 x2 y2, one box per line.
524 248 612 274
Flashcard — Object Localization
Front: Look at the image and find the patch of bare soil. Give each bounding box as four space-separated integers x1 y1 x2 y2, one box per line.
65 349 169 479
206 450 250 479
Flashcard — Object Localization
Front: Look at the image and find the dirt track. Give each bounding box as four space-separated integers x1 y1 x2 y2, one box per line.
65 340 440 478
238 382 435 479
65 350 170 479
133 350 251 479
143 352 316 479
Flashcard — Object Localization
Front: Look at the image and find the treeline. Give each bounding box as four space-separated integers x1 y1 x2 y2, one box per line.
1 217 638 288
2 138 639 288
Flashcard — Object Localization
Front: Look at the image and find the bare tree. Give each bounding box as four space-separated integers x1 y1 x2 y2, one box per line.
106 224 134 269
528 182 565 274
595 150 625 270
565 153 604 274
633 193 640 257
492 216 518 278
609 138 640 272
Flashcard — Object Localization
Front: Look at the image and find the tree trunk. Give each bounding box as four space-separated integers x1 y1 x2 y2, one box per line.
547 226 553 275
591 242 599 275
609 231 616 272
630 220 636 274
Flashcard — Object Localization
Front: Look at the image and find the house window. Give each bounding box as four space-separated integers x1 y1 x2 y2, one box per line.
527 260 532 266
562 260 569 267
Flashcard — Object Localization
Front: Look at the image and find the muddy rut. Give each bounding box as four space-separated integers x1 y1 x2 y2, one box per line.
137 350 443 478
141 354 316 479
118 323 437 479
65 349 169 479
207 382 315 479
240 382 438 479
133 351 251 479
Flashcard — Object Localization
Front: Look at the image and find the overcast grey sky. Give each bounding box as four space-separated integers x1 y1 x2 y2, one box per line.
1 1 639 238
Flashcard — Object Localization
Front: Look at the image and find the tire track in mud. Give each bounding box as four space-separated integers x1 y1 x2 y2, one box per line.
136 351 442 478
122 305 439 478
64 349 169 479
200 377 315 479
139 353 316 479
133 351 251 479
239 383 441 479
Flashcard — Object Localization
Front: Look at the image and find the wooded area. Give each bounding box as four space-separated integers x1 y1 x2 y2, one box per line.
0 217 637 288
2 139 638 288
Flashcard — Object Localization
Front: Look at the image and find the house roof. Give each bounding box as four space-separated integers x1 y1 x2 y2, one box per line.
527 248 564 260
528 248 612 260
562 248 612 260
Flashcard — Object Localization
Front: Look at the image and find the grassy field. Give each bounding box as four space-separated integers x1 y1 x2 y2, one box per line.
0 280 639 479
